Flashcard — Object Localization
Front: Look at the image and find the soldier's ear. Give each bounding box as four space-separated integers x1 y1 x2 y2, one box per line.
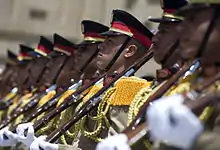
124 45 138 58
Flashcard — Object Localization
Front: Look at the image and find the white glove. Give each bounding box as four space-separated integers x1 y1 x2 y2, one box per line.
30 135 58 150
96 134 131 150
0 127 18 146
16 122 36 147
147 94 203 149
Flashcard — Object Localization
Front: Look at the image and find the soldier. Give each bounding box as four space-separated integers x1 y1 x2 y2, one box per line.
146 0 220 150
0 37 53 149
2 20 109 150
0 50 20 99
16 37 53 95
28 10 153 150
96 1 188 149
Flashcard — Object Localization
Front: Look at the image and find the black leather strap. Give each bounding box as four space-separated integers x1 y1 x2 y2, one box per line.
105 36 131 71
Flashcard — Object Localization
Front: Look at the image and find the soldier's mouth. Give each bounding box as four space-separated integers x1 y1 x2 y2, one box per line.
97 53 103 58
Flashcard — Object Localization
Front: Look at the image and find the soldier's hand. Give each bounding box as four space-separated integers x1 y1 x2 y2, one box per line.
96 134 131 150
30 135 58 150
16 122 36 147
16 122 34 136
147 94 203 149
0 127 18 146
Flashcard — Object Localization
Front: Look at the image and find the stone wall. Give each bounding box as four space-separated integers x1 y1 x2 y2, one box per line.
0 0 161 76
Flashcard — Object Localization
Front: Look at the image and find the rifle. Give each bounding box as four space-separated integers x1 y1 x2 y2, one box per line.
9 80 82 132
124 70 220 146
45 49 154 143
122 59 200 135
0 85 57 130
0 54 71 129
27 74 105 134
23 80 82 122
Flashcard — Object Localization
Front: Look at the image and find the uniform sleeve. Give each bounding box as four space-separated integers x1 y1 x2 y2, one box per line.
191 107 220 150
189 104 220 150
191 131 220 150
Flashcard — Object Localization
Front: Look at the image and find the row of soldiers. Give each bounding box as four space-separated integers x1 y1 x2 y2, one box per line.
0 0 219 149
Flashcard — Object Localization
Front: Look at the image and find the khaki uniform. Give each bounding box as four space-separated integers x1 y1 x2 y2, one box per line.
154 72 220 150
34 89 76 137
127 70 199 150
56 76 152 150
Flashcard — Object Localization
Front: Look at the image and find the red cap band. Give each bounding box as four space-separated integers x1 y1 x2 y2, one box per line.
111 21 152 48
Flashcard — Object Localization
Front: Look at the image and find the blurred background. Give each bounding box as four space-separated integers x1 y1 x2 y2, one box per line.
0 0 161 77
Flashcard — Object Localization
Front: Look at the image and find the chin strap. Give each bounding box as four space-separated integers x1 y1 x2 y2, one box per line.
161 39 180 65
197 7 220 58
80 47 100 73
104 37 131 71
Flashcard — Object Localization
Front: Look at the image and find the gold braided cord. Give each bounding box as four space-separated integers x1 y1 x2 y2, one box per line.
80 77 150 142
109 77 151 106
36 119 55 136
127 75 196 149
60 135 68 145
80 87 116 142
35 89 78 139
127 87 153 126
34 90 76 136
53 85 102 144
57 85 103 143
59 107 80 140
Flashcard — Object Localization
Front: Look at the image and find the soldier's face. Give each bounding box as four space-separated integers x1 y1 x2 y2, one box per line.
39 55 67 87
152 23 179 65
75 43 98 71
97 36 127 71
55 44 99 87
178 7 220 63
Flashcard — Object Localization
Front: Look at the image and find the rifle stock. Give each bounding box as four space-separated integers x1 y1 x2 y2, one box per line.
45 50 154 143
